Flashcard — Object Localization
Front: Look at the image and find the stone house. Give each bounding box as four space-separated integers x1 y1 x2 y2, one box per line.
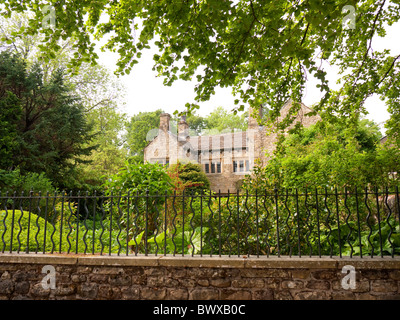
143 100 320 193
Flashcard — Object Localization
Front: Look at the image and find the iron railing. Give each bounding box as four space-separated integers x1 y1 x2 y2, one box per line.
0 187 399 258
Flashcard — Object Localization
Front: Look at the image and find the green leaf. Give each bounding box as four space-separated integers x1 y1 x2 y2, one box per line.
128 230 145 246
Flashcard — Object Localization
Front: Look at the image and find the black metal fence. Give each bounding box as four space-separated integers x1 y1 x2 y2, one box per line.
1 187 399 258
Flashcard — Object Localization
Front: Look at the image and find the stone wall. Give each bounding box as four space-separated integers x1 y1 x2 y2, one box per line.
1 254 399 300
206 172 245 193
143 100 321 194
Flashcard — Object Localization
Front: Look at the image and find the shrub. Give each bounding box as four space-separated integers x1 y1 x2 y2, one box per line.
0 168 55 194
167 161 210 194
0 209 127 254
0 210 126 253
0 169 58 221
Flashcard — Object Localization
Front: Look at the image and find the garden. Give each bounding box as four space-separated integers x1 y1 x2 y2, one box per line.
1 161 399 258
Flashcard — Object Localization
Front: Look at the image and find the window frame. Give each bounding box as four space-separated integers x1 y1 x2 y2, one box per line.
233 159 250 173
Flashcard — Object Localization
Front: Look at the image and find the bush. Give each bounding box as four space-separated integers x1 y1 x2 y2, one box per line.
102 161 173 195
123 162 212 255
0 168 55 194
0 169 57 221
0 209 127 254
167 161 210 194
101 161 174 244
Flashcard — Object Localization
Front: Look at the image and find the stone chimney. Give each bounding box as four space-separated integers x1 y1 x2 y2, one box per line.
248 106 262 130
159 113 171 133
178 114 189 141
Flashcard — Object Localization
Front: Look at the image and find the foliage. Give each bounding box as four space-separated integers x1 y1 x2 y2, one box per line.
0 51 95 189
0 91 21 170
128 223 210 256
0 168 55 195
1 187 399 257
1 5 400 258
337 218 400 257
178 189 400 257
167 161 210 194
0 168 57 219
154 162 211 235
76 105 127 187
0 13 127 190
204 106 248 134
4 1 400 143
243 119 399 192
114 161 212 255
0 210 126 254
172 107 248 136
101 161 173 243
125 109 164 162
0 11 78 77
184 111 208 136
67 62 127 188
102 161 173 195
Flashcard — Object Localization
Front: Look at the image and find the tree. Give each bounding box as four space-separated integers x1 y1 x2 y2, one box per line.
0 11 42 60
2 0 399 140
125 109 164 162
102 161 174 239
184 111 208 136
0 91 21 170
0 12 83 81
167 161 210 194
76 105 127 187
68 62 126 114
0 13 127 116
205 106 248 134
172 106 247 136
1 12 128 189
243 118 399 191
69 63 127 188
0 51 95 189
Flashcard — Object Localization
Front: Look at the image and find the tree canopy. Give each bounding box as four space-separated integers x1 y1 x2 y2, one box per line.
125 109 165 163
0 51 95 188
0 12 128 190
243 118 400 191
204 106 248 134
1 0 399 140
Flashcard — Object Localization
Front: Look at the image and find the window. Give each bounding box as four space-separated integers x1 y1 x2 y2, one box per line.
205 162 221 174
233 160 250 173
212 162 221 173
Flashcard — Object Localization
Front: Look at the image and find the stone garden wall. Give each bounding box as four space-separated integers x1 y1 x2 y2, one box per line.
0 253 399 300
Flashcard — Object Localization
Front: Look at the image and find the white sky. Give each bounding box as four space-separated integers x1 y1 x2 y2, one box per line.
96 20 400 133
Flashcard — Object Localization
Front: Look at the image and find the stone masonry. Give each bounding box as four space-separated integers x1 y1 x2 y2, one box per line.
1 254 399 300
143 100 320 193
